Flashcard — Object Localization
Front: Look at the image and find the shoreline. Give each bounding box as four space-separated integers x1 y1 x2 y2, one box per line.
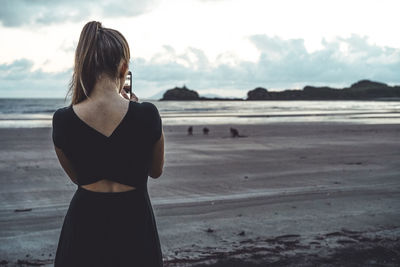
0 114 400 129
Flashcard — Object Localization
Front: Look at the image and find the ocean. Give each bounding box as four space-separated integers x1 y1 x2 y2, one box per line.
0 98 399 128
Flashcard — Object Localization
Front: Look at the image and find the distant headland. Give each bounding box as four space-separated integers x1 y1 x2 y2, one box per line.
160 85 243 101
159 80 400 101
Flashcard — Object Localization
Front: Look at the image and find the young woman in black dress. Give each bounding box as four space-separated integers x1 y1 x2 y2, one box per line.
52 21 164 267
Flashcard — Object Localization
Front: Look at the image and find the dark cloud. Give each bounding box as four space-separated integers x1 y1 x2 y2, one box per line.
1 34 399 98
0 0 159 27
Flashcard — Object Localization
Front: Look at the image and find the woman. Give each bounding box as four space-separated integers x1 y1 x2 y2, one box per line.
52 21 164 267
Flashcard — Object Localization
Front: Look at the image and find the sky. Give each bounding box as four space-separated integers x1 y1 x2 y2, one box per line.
0 0 399 99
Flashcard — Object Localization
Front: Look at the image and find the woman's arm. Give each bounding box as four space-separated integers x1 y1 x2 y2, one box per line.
54 146 79 185
149 129 164 178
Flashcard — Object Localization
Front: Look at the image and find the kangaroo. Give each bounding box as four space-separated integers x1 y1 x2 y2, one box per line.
230 127 247 138
187 126 193 135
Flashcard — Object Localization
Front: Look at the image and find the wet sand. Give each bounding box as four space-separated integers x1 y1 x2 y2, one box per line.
0 123 399 266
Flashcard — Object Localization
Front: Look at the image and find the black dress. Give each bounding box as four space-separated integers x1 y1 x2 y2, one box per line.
52 101 163 267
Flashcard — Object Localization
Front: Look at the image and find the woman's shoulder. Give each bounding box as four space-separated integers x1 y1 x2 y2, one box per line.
136 101 158 110
134 101 160 117
52 105 73 124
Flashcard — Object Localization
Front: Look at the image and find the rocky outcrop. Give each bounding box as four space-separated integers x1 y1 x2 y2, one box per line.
246 80 400 100
159 80 400 101
247 87 270 100
350 80 388 89
160 86 243 101
343 80 399 98
160 86 200 100
302 86 341 98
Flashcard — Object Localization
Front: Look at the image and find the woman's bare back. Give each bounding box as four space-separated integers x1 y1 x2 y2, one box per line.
72 97 136 192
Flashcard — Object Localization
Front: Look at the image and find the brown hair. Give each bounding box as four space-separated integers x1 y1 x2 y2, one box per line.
67 21 131 104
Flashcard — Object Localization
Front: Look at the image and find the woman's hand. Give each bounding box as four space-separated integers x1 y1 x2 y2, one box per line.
120 90 139 102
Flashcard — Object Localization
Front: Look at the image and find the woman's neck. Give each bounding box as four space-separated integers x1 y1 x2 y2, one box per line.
87 75 123 103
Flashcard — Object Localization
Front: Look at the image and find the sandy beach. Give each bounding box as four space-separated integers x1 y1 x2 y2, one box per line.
0 122 399 266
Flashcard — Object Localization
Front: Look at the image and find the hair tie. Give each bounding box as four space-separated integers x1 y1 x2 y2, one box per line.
96 22 103 34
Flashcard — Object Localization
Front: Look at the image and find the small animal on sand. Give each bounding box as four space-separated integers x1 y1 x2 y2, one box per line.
230 127 247 138
187 126 193 135
203 127 209 135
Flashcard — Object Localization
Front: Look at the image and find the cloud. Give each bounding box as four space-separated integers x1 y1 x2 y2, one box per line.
132 34 400 96
0 59 71 98
197 0 228 2
0 0 159 27
1 34 399 98
246 34 400 86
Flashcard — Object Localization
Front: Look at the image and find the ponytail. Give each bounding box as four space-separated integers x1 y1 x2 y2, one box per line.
67 21 130 104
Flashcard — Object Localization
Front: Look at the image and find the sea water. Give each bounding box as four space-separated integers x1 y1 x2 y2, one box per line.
0 98 399 128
